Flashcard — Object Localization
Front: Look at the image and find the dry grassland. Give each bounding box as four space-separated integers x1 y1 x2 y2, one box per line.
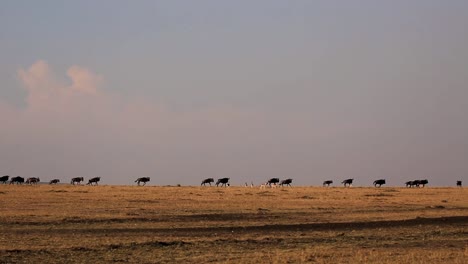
0 185 467 263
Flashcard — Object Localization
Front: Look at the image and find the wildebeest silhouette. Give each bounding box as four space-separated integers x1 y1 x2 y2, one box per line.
49 179 60 184
323 180 333 187
0 175 9 184
87 177 100 185
417 179 428 187
405 181 416 188
342 179 353 187
457 181 462 187
407 180 428 188
267 178 280 186
373 179 386 187
135 177 150 186
216 178 230 187
71 177 84 185
26 177 40 185
201 178 214 186
280 178 293 187
10 176 24 185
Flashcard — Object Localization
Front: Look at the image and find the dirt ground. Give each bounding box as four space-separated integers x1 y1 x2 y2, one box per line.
0 185 466 263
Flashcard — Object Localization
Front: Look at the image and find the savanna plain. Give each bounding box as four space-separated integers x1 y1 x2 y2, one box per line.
0 184 466 263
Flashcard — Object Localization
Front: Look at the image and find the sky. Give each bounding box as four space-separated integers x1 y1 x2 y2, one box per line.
1 1 467 186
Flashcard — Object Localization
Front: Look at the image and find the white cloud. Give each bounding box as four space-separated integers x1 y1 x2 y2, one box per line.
2 60 322 184
67 65 102 95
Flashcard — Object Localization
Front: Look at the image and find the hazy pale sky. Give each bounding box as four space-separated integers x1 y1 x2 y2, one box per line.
1 1 467 186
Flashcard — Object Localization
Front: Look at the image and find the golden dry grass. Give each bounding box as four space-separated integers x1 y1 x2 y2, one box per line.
0 185 467 263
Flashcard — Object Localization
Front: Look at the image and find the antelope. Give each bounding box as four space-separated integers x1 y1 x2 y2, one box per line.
135 177 150 186
49 179 60 184
342 179 353 187
10 176 24 185
216 178 230 187
87 177 101 185
280 178 293 187
267 178 280 187
201 178 214 186
0 175 9 184
373 179 386 187
323 180 333 187
71 177 84 185
417 179 429 187
26 177 40 185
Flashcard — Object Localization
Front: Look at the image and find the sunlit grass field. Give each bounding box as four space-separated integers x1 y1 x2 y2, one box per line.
0 185 466 263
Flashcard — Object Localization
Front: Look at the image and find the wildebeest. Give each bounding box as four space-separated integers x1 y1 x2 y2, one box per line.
216 178 230 187
280 178 293 187
413 180 429 188
457 181 462 187
135 177 150 186
373 179 386 187
10 176 24 185
406 180 428 188
405 181 416 188
0 175 9 184
323 180 333 187
49 179 60 184
417 179 428 187
267 178 280 187
26 177 40 185
87 177 101 185
71 177 84 185
342 179 353 187
201 178 214 186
